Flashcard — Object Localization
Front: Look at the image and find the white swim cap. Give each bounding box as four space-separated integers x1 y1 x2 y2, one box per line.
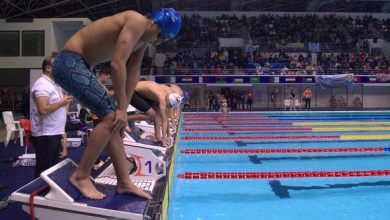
168 93 183 108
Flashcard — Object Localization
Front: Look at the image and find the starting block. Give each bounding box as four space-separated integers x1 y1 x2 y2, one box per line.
123 130 167 155
124 146 166 181
134 121 154 134
134 121 176 136
18 153 36 166
10 158 151 220
67 137 83 148
96 146 167 194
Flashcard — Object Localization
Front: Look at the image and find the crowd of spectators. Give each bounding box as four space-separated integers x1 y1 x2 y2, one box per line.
246 14 349 45
170 13 388 48
174 14 244 48
154 13 390 76
158 48 389 76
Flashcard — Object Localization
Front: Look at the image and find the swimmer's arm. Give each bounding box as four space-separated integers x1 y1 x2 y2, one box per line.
153 112 163 141
127 112 153 121
169 108 175 129
111 17 145 111
158 102 169 141
125 44 148 105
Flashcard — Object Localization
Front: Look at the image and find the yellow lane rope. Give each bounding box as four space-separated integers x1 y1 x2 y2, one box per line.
340 134 390 140
294 122 390 126
312 127 390 131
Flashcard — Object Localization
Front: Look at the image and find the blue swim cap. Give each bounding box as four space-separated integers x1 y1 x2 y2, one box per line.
152 8 182 41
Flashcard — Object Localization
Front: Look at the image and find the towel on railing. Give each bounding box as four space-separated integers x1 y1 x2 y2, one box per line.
315 74 354 89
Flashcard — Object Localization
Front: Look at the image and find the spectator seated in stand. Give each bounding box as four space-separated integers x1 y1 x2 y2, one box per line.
156 13 390 76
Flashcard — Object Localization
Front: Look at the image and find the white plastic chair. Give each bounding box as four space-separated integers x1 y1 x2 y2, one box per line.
289 99 296 111
294 99 302 111
2 111 24 147
283 99 290 110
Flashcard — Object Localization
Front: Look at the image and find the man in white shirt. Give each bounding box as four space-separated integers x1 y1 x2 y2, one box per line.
31 57 72 178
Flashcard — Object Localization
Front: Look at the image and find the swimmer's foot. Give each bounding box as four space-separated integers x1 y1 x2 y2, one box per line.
162 141 170 148
70 171 106 200
116 182 153 200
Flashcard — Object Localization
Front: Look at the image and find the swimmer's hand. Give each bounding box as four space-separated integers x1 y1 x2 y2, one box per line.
162 137 170 148
113 109 127 135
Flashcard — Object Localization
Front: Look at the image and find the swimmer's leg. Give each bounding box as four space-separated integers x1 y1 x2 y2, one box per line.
106 129 153 199
70 112 116 199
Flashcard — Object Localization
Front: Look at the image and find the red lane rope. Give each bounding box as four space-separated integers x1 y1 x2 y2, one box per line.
184 128 311 132
184 119 279 122
184 118 273 121
183 122 292 126
29 184 50 220
177 170 390 179
184 116 270 118
181 147 386 155
182 135 340 141
184 114 266 117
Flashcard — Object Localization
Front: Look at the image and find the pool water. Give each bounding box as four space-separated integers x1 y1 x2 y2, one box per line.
167 111 390 220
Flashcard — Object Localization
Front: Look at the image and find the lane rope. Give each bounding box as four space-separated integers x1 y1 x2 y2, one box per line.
183 127 390 132
182 135 340 140
181 147 390 155
177 170 390 179
182 135 390 141
184 128 311 132
183 122 292 126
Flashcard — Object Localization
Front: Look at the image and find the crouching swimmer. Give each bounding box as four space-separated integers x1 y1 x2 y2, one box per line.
52 8 181 200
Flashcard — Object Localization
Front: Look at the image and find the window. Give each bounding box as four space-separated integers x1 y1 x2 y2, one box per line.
0 31 20 56
22 31 44 56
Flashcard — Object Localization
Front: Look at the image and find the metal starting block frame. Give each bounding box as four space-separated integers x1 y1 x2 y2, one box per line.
10 158 150 220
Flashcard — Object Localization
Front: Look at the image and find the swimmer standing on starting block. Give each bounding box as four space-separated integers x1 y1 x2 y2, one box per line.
52 8 182 200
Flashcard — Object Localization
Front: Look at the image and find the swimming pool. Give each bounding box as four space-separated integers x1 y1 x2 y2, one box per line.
165 111 390 220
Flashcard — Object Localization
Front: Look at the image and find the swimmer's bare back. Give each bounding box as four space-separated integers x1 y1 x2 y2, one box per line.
62 10 148 66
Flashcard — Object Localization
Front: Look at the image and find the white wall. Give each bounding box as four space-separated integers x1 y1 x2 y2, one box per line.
0 18 90 69
52 21 86 52
363 85 390 108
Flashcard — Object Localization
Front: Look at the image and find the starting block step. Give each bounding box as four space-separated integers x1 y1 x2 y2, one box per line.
95 164 156 193
10 158 150 220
